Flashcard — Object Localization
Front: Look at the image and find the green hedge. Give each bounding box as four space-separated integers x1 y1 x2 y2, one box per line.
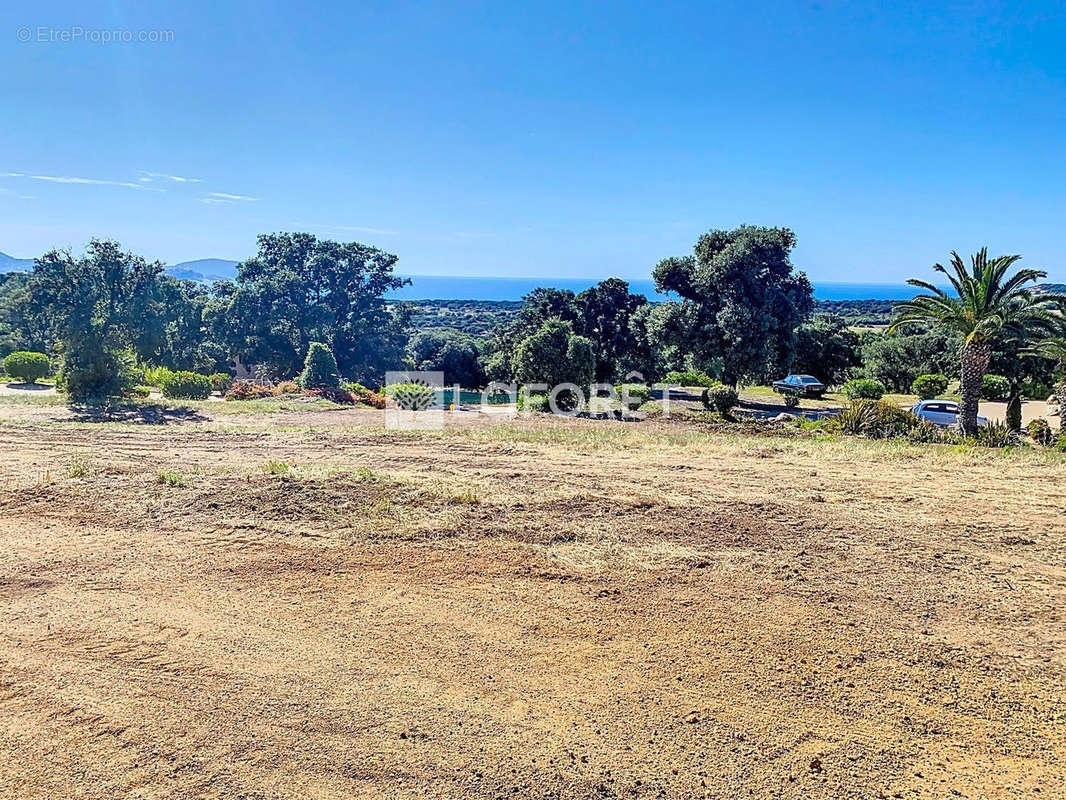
160 370 212 400
2 351 50 384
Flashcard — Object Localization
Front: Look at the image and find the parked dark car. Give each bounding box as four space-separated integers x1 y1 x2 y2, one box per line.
772 374 827 398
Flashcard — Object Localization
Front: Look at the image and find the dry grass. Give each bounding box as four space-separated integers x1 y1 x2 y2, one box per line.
0 401 1063 798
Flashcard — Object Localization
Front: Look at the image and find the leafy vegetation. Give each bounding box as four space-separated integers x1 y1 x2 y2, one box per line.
980 374 1011 402
160 370 212 400
2 350 50 383
701 385 739 416
842 378 885 400
892 249 1064 434
911 373 948 400
299 342 341 390
652 226 813 385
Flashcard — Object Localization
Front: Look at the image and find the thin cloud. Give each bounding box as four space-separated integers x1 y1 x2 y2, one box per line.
2 171 162 191
203 191 259 202
138 171 202 184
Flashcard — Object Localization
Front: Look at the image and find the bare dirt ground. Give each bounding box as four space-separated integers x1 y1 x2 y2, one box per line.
0 401 1063 798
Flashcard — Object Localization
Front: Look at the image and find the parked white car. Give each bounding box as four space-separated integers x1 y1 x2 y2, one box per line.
911 399 988 428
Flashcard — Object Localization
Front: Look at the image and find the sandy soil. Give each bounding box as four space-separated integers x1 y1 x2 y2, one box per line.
0 403 1063 798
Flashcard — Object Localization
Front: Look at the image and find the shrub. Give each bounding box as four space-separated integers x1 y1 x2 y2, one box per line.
142 366 173 388
973 421 1018 448
225 380 275 401
383 382 435 410
981 374 1011 402
160 370 211 400
343 382 387 409
842 378 885 400
907 420 947 444
125 385 151 398
1027 418 1056 446
1021 380 1052 401
3 351 50 384
778 385 801 409
208 373 233 393
834 399 917 439
616 383 650 410
702 384 739 416
911 374 948 400
660 370 716 388
516 390 549 414
61 346 141 401
1005 394 1022 432
299 342 340 389
155 471 187 487
274 380 301 395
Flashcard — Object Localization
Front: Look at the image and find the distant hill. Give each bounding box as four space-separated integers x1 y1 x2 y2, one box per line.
164 258 240 282
0 252 34 273
1034 282 1066 295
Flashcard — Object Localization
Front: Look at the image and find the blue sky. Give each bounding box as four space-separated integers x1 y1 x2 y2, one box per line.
2 1 1065 282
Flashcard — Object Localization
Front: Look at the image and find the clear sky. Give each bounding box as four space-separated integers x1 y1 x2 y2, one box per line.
2 1 1065 282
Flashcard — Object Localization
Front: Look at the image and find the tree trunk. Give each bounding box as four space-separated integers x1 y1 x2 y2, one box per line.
958 341 990 435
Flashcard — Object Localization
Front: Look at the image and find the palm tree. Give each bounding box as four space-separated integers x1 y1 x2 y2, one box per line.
890 249 1064 434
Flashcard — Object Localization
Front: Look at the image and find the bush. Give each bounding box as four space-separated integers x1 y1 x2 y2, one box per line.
835 399 917 439
616 383 650 410
2 351 50 384
702 384 739 416
842 378 886 400
778 385 801 409
344 382 387 409
1027 418 1056 446
299 342 340 390
225 380 275 401
981 374 1011 402
160 370 211 400
1005 394 1022 432
383 382 435 410
61 346 141 402
973 420 1018 448
208 373 233 393
516 390 549 414
274 380 301 395
907 420 948 444
660 370 716 388
142 366 173 388
911 374 948 400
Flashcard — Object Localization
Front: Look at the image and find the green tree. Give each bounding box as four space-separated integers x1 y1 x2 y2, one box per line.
861 327 962 393
138 277 229 374
652 226 813 385
299 341 341 389
222 233 409 383
1024 337 1066 415
407 329 486 388
513 318 595 390
892 249 1064 434
791 313 861 386
27 240 162 400
575 279 647 381
484 288 580 381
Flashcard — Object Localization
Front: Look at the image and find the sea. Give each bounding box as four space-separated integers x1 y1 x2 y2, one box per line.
388 275 920 302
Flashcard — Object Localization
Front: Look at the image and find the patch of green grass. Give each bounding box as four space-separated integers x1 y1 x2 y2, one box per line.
262 459 290 474
353 466 387 482
155 471 187 487
67 457 94 478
